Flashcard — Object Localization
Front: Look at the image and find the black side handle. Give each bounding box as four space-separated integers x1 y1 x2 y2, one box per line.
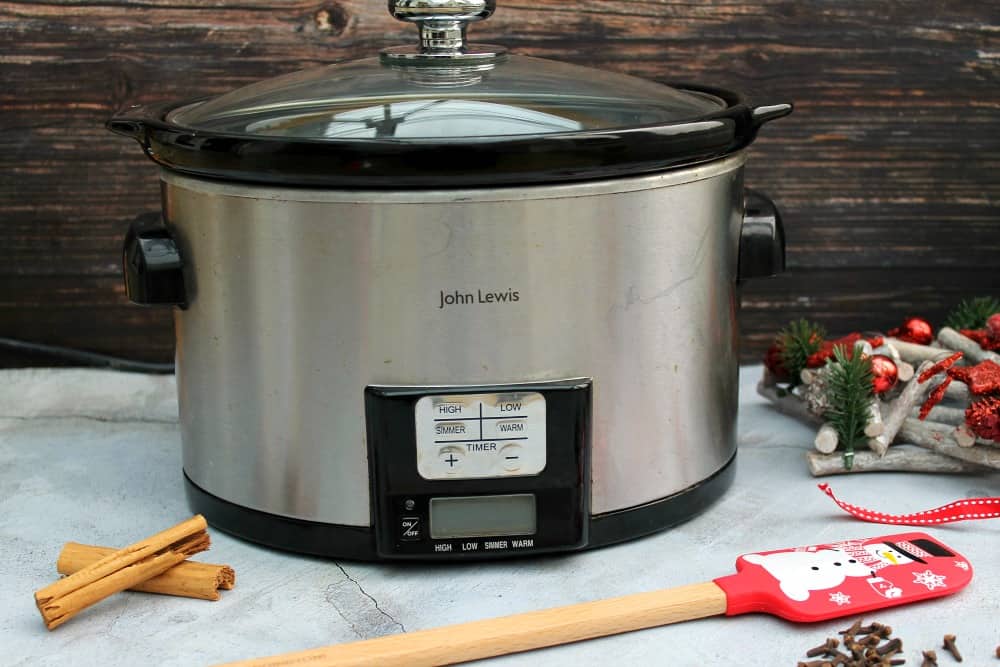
123 212 187 307
738 189 786 281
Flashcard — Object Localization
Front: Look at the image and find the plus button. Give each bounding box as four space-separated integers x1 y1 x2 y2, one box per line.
445 454 459 467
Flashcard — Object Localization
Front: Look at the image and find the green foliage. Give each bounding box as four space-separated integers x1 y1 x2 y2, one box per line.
778 319 826 386
825 346 874 471
945 296 1000 330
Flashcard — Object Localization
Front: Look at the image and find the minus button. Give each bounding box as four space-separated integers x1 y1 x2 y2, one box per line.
499 443 523 472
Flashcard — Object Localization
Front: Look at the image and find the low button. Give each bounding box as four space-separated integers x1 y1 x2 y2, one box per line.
499 444 523 472
438 446 464 471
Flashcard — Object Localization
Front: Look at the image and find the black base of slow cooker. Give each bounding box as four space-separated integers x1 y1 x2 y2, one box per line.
184 453 736 561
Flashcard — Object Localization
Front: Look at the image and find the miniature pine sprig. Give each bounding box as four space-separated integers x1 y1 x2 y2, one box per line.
945 296 1000 330
824 345 874 470
778 319 826 386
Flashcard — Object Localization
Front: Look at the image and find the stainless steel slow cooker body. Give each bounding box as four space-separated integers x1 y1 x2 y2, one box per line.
112 0 790 560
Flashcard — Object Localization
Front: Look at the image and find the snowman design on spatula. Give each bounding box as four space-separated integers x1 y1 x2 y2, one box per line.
744 538 954 602
743 548 871 602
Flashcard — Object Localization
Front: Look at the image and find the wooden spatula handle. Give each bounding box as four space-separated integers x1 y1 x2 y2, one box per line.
219 581 728 667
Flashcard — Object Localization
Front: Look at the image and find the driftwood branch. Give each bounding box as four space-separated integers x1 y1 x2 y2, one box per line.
757 380 821 424
870 360 937 456
814 423 839 453
910 405 966 425
943 381 971 403
937 327 1000 365
885 338 952 364
806 445 988 476
864 397 885 438
898 418 1000 469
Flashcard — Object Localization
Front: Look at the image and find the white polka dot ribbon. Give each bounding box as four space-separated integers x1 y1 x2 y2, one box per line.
819 483 1000 524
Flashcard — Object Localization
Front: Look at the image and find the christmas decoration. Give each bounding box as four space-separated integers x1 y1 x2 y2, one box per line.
869 354 898 394
763 343 790 382
989 313 1000 338
887 317 934 345
776 319 825 385
758 297 1000 478
958 312 1000 352
944 295 1000 330
947 360 1000 395
824 346 874 470
965 397 1000 441
918 351 963 383
918 377 953 420
805 333 884 369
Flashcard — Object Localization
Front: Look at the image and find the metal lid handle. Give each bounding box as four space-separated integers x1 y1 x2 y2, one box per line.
384 0 505 61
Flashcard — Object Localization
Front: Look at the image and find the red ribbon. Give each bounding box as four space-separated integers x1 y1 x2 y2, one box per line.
819 483 1000 525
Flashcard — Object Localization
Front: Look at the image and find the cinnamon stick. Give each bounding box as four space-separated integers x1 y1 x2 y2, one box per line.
34 515 209 630
57 542 234 601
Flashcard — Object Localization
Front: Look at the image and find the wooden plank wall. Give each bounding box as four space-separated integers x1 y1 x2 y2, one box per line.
2 0 998 367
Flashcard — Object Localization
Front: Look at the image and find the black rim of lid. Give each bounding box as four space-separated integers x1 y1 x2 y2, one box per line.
109 84 782 188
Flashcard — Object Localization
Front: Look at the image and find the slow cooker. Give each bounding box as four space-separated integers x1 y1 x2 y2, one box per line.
111 0 791 561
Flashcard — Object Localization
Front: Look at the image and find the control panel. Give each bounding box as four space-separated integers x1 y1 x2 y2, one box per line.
365 379 591 560
415 392 546 480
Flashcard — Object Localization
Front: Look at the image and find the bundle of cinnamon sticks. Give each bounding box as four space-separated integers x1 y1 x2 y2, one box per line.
34 515 235 630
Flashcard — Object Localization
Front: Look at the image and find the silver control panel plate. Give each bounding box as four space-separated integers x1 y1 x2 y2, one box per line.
415 392 546 480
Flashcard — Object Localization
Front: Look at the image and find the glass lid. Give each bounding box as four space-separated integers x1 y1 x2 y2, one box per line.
168 55 726 140
109 0 791 187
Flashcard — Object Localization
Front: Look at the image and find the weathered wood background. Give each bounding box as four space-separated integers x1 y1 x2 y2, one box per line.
2 0 998 367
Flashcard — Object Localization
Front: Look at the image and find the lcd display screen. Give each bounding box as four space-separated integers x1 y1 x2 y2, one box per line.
429 494 537 539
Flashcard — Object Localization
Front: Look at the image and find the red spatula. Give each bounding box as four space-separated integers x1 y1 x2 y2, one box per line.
218 532 972 667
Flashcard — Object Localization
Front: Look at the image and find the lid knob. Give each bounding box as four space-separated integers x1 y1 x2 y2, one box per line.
390 0 494 26
383 0 505 62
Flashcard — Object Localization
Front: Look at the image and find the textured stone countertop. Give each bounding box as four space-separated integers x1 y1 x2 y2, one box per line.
2 366 998 666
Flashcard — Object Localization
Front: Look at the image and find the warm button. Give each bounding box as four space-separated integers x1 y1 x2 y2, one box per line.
499 444 523 472
438 446 464 472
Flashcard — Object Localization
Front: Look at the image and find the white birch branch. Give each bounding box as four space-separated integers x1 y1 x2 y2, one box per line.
898 418 1000 469
806 445 988 477
937 327 1000 365
886 338 953 364
871 360 937 456
910 405 967 425
757 380 821 425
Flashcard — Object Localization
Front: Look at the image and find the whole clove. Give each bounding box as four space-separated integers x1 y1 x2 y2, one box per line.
798 620 1000 667
807 638 841 658
942 634 962 662
877 638 903 656
840 620 863 637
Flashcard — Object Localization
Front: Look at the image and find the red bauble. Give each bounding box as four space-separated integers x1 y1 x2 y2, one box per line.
869 354 899 394
887 317 934 345
764 343 790 381
987 313 1000 339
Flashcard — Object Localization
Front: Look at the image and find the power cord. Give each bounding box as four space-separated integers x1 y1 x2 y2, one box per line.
0 337 175 374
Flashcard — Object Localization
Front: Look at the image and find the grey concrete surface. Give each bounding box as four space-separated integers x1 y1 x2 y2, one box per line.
1 366 998 666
